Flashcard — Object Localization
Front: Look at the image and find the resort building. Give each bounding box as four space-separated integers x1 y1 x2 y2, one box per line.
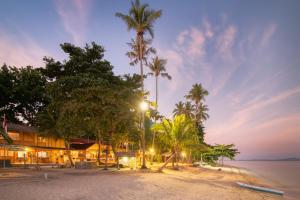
0 123 135 167
0 123 65 167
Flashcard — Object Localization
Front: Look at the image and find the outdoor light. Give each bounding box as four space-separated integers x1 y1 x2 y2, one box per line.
123 157 129 162
181 152 186 158
150 148 154 154
140 101 149 111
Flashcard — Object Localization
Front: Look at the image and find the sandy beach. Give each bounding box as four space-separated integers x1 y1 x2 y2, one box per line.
0 166 284 200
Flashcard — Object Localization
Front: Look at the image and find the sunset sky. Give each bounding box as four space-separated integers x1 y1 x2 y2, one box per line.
0 0 299 159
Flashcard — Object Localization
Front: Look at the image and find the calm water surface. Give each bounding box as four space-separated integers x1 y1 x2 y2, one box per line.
225 161 300 200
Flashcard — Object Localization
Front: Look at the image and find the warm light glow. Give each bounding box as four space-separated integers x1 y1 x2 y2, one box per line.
140 101 149 111
123 157 129 162
25 147 29 151
149 148 154 154
181 152 186 158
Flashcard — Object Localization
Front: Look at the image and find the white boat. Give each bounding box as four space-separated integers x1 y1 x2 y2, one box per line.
236 182 284 195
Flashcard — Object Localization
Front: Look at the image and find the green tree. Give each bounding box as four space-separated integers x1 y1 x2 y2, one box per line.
185 83 209 141
0 65 47 126
202 144 239 166
152 114 199 171
116 0 162 168
38 42 118 167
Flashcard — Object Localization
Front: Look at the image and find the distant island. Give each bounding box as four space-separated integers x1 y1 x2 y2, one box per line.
237 158 300 161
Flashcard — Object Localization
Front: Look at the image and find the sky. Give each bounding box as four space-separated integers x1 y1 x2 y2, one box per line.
0 0 299 159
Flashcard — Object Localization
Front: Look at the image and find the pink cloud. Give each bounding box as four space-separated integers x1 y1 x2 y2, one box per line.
207 85 300 143
54 0 92 44
216 25 237 60
261 23 277 47
0 31 49 67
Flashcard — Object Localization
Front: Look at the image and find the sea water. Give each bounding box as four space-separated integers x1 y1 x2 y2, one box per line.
225 160 300 200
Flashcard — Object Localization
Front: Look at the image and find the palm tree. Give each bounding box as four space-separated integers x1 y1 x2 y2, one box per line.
147 56 171 109
152 114 198 171
147 56 171 150
185 83 209 123
173 101 185 116
126 38 156 66
173 101 195 119
196 102 209 123
183 102 195 119
116 0 162 169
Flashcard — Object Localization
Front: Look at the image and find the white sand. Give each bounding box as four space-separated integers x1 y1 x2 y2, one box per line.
0 167 284 200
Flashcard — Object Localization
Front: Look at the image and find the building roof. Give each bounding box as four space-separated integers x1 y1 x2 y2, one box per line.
70 143 95 150
70 138 96 144
7 123 38 134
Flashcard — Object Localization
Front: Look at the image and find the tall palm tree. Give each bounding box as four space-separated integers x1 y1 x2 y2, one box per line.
116 0 162 169
185 83 209 123
147 56 171 109
126 38 156 66
147 56 171 150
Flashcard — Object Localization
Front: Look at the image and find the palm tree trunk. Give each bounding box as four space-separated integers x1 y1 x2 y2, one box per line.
152 75 158 150
65 140 74 167
155 75 158 109
158 153 175 172
97 130 101 166
104 144 108 170
138 34 146 169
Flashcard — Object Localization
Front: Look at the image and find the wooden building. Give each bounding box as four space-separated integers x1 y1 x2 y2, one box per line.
0 123 65 166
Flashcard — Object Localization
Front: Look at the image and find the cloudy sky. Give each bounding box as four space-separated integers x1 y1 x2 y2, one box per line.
0 0 299 159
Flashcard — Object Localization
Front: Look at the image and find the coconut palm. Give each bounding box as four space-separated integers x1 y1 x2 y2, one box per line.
116 0 162 91
147 56 171 110
126 38 156 66
173 101 185 116
185 83 209 123
116 0 162 168
152 114 198 171
183 102 195 119
196 102 209 123
173 101 195 119
147 56 171 150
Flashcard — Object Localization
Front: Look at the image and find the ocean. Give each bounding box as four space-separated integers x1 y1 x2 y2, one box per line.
225 160 300 200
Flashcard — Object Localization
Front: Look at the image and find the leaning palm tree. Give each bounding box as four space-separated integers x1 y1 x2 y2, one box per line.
152 114 198 171
126 38 156 66
185 83 209 123
116 0 162 169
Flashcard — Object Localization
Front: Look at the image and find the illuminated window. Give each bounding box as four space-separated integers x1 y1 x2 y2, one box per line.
17 151 26 158
37 151 48 158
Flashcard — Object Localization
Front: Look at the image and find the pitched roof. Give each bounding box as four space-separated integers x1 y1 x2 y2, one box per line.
7 123 38 134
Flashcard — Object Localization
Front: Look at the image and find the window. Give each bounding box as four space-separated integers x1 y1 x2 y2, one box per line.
37 151 48 158
17 151 26 158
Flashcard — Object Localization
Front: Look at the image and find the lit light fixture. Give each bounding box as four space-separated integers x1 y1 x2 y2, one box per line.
140 101 149 111
123 157 129 162
25 147 29 152
150 148 154 154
